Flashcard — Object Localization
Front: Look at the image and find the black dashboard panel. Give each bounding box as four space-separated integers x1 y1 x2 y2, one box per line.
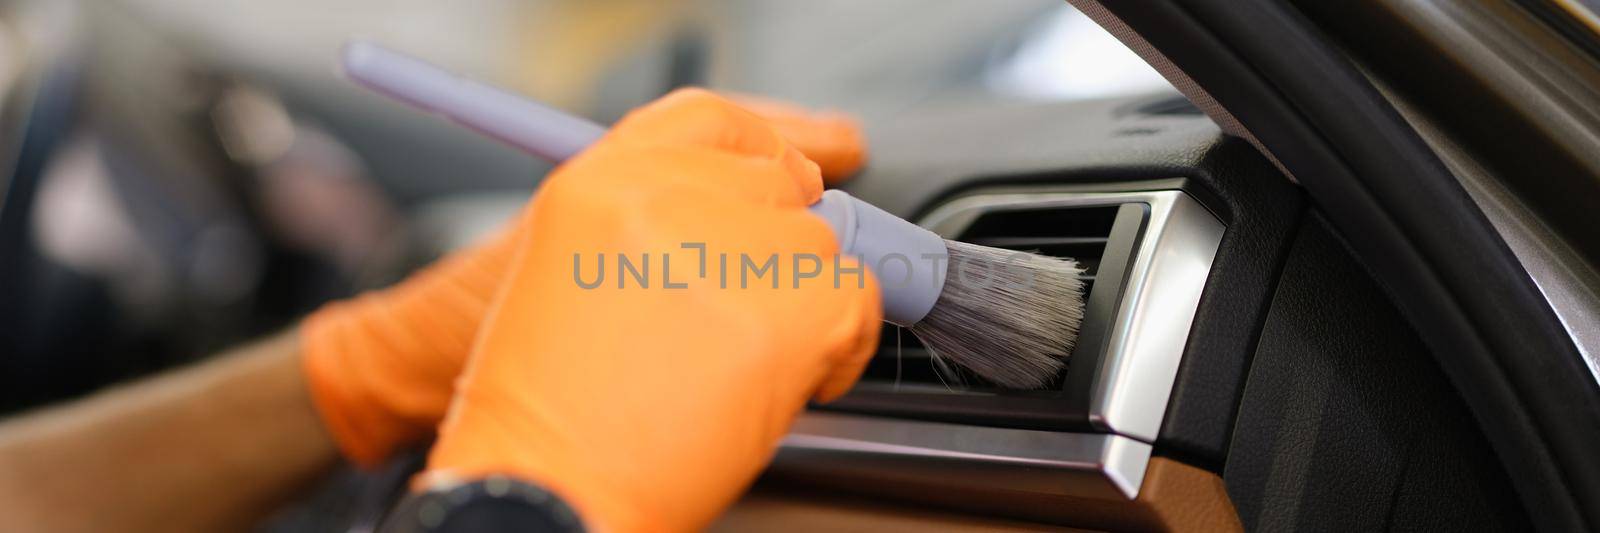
1227 212 1527 530
844 94 1226 220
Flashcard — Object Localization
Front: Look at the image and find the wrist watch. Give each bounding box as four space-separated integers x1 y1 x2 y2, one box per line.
381 475 586 533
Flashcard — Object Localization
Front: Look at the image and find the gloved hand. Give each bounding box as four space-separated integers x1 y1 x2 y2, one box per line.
726 94 866 184
299 92 870 468
418 89 883 532
300 227 519 467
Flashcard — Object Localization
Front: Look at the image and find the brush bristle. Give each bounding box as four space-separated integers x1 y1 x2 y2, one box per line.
908 240 1086 389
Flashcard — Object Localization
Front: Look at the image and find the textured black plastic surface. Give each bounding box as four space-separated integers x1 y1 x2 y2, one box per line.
1226 213 1528 530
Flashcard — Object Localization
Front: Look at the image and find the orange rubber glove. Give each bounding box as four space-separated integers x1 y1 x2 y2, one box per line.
418 88 883 532
299 226 519 467
299 92 870 468
728 94 866 184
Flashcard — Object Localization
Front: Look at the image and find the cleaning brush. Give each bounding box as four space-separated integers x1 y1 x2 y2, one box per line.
341 42 1085 389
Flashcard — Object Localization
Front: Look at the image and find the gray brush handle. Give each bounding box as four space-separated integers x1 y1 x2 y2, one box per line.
808 191 947 325
342 42 607 161
341 41 948 325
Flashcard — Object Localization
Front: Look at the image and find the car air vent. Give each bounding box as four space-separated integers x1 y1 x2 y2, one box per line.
857 205 1120 390
818 187 1221 439
783 185 1225 502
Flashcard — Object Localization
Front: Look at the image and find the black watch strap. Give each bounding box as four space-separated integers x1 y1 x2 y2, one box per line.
381 475 586 533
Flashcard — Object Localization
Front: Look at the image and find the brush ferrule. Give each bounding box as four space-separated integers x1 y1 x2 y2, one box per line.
808 190 949 326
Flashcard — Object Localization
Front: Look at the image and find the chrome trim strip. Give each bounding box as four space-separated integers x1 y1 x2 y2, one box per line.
781 412 1152 500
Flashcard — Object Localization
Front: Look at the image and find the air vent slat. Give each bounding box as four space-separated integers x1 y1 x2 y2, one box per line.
966 236 1108 248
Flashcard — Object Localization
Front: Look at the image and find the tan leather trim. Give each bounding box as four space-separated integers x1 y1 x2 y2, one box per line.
713 489 1086 532
717 457 1241 532
1135 458 1243 533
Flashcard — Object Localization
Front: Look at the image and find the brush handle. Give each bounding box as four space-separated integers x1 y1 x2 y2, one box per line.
342 42 607 161
340 41 948 325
